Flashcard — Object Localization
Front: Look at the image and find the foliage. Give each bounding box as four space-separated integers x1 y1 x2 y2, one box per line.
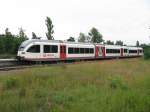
0 36 5 53
45 17 54 40
78 32 91 42
88 27 103 43
18 27 28 40
78 33 86 42
105 40 114 45
67 37 75 42
115 40 123 46
0 28 27 56
143 45 150 59
136 40 139 47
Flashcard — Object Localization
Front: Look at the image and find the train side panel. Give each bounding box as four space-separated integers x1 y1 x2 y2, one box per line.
66 43 95 59
105 45 121 57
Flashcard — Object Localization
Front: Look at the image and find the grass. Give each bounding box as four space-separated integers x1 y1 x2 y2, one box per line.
0 58 150 112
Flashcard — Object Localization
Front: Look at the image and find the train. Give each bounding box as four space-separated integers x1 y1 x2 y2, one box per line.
17 39 143 61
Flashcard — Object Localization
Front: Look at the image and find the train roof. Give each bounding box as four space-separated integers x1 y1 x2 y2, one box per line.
20 39 143 49
20 39 96 47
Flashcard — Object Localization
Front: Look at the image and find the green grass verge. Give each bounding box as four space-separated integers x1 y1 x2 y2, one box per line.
0 58 150 112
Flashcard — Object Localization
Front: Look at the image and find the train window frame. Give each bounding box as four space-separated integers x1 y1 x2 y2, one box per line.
27 45 40 53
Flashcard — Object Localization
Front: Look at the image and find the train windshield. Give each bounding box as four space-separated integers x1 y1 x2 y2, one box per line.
18 40 33 51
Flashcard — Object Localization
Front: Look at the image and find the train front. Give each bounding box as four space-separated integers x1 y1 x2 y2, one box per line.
17 40 31 61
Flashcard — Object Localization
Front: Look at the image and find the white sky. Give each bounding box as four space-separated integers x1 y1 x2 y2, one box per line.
0 0 150 45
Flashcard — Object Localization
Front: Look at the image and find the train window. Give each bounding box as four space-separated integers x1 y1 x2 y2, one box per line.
116 49 120 53
129 50 137 53
44 45 51 53
27 45 40 53
139 50 143 53
68 47 74 54
106 49 120 53
85 48 89 54
51 45 58 53
124 49 128 53
74 48 79 54
106 49 110 53
44 45 58 53
80 48 84 54
98 48 103 55
68 47 93 54
90 48 94 53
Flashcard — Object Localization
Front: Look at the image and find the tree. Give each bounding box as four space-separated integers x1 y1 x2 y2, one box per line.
88 27 103 43
5 28 12 37
18 27 28 40
106 40 114 45
78 32 91 42
78 33 86 42
4 28 15 53
67 37 75 42
32 32 38 39
45 17 54 40
0 36 5 53
115 40 123 46
136 40 140 47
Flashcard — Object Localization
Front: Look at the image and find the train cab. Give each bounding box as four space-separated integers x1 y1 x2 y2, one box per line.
17 39 60 61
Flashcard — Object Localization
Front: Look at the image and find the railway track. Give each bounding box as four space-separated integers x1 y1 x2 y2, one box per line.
0 65 34 71
0 58 98 71
0 57 141 71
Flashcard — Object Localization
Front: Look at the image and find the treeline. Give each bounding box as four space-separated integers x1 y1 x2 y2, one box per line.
0 28 27 56
67 29 140 47
142 45 150 60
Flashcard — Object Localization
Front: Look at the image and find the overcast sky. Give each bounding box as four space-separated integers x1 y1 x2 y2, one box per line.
0 0 149 45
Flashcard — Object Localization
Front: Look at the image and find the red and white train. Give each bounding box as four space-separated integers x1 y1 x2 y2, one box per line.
17 39 143 61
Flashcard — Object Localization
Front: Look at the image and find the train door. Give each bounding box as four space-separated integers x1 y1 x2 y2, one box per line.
121 48 123 57
95 46 103 58
60 45 66 60
95 46 99 58
137 49 139 55
102 47 105 57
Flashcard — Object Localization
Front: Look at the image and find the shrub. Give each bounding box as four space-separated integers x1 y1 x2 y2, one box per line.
144 46 150 60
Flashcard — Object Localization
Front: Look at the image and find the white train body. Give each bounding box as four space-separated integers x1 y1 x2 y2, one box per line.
66 43 95 59
17 40 143 61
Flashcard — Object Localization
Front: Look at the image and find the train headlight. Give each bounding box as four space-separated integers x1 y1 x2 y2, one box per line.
22 52 25 54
